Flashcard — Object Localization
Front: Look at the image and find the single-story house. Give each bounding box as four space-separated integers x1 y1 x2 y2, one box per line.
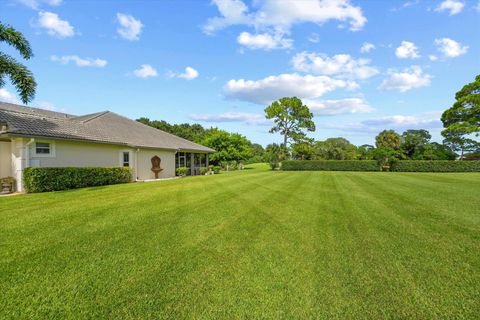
0 102 214 192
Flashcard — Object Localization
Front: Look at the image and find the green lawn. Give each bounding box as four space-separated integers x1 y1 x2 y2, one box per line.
1 164 479 319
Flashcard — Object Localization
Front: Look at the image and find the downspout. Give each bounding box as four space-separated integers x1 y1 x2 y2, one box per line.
135 148 140 181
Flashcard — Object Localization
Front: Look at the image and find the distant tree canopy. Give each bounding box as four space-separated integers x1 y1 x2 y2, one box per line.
137 117 253 166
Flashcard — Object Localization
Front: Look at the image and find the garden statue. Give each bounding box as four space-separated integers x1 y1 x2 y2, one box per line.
151 156 163 179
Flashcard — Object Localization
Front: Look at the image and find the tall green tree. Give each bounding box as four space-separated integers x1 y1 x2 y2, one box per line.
441 74 480 136
265 97 315 148
442 130 478 159
201 128 253 165
0 21 36 104
375 130 402 150
441 74 480 158
401 129 431 159
315 137 357 160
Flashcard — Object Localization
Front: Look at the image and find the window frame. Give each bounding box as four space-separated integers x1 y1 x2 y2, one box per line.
119 150 132 168
33 141 56 158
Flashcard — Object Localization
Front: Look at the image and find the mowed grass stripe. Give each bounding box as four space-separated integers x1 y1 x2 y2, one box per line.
0 165 479 319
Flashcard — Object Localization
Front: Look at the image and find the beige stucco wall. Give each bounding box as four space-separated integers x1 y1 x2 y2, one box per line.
28 140 130 168
136 149 176 180
2 137 179 190
27 139 176 180
0 141 11 178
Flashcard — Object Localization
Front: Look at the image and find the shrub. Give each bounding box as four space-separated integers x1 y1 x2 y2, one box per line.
23 167 132 193
282 160 379 171
199 167 208 175
176 167 188 177
213 166 221 174
391 160 480 172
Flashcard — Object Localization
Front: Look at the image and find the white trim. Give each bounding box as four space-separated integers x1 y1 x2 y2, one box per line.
32 140 56 158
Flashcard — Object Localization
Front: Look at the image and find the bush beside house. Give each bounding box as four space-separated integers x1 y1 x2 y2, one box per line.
23 167 132 193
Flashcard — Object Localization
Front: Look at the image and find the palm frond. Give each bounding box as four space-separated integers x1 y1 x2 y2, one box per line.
0 53 36 103
0 22 33 60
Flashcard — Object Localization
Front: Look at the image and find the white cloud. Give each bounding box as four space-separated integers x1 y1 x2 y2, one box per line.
378 66 432 92
133 64 158 78
18 0 62 10
37 101 56 111
308 33 320 43
0 89 20 104
360 42 375 53
237 31 292 50
37 11 74 38
116 13 143 41
434 38 468 58
305 98 374 116
224 73 358 105
50 55 107 67
291 52 379 80
395 41 420 59
204 0 367 34
167 66 199 80
324 114 441 132
189 112 270 125
435 0 464 15
428 55 438 61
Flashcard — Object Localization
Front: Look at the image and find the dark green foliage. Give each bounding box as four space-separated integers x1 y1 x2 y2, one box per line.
199 167 208 175
212 166 221 174
315 138 357 160
282 160 379 171
401 129 432 159
0 22 36 104
391 160 480 172
137 117 207 143
23 167 132 193
265 143 287 170
441 74 480 137
376 130 402 149
201 129 253 165
137 118 254 165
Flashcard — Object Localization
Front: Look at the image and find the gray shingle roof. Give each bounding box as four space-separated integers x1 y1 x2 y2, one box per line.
0 102 214 153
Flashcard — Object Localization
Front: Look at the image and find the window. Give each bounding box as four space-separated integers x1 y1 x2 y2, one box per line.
35 142 50 155
122 151 130 167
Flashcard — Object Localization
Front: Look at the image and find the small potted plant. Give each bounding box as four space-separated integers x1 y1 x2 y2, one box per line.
0 177 16 194
176 167 188 177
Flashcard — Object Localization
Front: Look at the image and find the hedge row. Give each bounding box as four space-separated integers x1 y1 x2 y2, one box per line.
391 160 480 172
23 167 132 193
281 160 480 172
282 160 379 171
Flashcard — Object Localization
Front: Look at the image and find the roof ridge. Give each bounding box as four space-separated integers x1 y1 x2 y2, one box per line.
79 111 110 123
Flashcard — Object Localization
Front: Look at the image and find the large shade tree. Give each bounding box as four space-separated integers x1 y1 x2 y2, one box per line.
441 74 480 158
401 129 432 159
265 97 315 148
201 128 253 165
0 21 36 104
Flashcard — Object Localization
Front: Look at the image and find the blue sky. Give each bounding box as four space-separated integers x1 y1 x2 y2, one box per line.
1 0 479 146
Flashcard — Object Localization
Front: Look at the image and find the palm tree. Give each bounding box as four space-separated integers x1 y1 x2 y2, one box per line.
0 21 36 104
